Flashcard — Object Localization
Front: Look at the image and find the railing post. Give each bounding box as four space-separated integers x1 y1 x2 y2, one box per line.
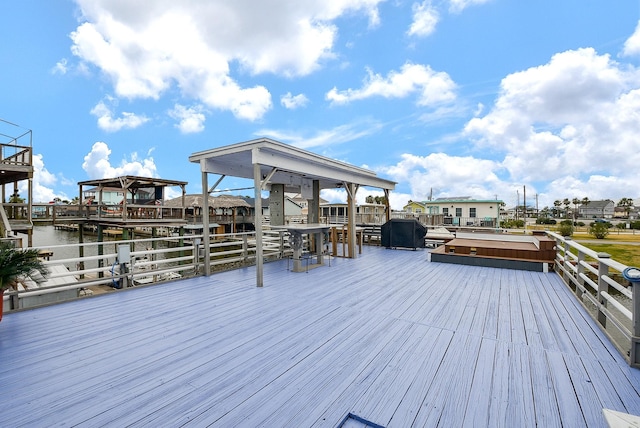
632 282 640 367
562 237 572 284
279 230 285 259
242 234 248 263
622 267 640 367
596 252 611 328
193 238 201 274
576 249 585 296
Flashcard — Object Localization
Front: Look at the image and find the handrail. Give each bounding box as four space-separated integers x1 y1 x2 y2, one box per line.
1 230 295 313
547 231 639 367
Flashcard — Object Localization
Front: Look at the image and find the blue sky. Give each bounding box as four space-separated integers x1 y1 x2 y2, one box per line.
2 0 640 210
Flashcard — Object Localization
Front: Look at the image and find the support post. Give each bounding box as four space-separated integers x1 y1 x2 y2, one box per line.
632 281 640 367
345 183 358 259
622 267 640 367
576 249 585 296
596 252 610 328
562 238 571 284
201 169 211 276
253 160 263 287
97 225 104 278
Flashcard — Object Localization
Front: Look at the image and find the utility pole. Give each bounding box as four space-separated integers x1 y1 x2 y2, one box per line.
523 185 527 234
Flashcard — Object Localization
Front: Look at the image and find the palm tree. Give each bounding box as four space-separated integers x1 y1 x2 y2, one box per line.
572 197 580 221
0 242 48 321
553 200 562 218
618 197 634 218
563 198 571 219
581 197 589 218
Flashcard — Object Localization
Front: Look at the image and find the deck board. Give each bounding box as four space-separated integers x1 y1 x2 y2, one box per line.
1 246 639 427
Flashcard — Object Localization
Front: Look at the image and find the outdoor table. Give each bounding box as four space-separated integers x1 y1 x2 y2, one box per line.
272 223 331 272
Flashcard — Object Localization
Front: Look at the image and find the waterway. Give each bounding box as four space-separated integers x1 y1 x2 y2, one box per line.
16 225 178 270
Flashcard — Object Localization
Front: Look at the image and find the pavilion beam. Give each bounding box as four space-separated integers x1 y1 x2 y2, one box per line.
253 158 264 287
201 169 211 276
208 174 226 194
345 182 359 259
384 189 391 222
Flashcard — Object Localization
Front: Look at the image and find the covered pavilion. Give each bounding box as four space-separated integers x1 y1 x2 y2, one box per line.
189 138 396 286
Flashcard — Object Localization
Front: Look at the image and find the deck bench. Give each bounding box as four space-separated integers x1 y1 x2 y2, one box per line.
362 226 381 245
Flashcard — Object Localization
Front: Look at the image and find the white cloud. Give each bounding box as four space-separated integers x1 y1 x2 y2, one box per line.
407 1 439 37
281 92 310 109
82 141 158 179
383 152 503 201
622 21 640 57
27 154 68 203
70 0 385 121
449 0 492 14
51 58 68 75
168 104 206 133
459 47 640 207
326 63 457 106
258 120 383 150
90 99 149 132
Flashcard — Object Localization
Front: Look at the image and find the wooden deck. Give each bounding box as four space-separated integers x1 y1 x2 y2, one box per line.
1 246 639 427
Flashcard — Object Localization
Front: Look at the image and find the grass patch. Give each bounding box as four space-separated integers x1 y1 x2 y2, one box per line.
573 243 640 267
572 232 640 266
572 232 640 243
520 228 640 266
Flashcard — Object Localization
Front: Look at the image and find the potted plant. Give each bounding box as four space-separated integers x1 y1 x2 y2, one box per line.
0 241 49 322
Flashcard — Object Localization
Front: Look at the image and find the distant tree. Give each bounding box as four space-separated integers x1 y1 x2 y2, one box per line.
562 198 571 219
8 192 24 203
615 222 626 233
373 196 387 205
572 197 580 220
539 207 550 218
618 197 634 218
553 200 562 218
365 195 374 203
581 197 590 207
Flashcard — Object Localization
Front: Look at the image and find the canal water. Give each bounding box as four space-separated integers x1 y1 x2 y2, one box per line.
16 225 177 269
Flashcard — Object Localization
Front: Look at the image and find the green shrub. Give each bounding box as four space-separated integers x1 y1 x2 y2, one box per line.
557 222 574 237
500 219 524 229
536 218 557 225
589 223 610 239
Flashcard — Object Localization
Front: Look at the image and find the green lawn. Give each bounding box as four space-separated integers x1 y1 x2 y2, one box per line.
517 228 640 267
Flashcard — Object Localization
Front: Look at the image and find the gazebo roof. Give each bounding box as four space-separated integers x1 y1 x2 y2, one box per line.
78 175 188 189
189 138 396 286
189 138 396 192
165 194 251 209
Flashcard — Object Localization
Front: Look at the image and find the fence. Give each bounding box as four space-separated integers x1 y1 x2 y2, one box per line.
548 231 639 367
1 229 293 313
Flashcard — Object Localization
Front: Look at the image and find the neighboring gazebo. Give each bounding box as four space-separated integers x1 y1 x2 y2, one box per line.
189 138 396 286
164 194 252 233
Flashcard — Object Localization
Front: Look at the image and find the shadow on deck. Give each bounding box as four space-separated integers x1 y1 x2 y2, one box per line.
1 246 639 427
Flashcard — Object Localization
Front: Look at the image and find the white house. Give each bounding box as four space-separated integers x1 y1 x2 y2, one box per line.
404 196 503 227
579 200 615 219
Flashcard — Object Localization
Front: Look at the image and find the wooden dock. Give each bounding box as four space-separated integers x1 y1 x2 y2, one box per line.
1 246 639 427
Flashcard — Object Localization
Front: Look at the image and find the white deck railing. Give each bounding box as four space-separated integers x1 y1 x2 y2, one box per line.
547 231 639 367
2 230 294 313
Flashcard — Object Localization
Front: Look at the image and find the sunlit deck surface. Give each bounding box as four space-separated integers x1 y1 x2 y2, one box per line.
2 247 640 427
